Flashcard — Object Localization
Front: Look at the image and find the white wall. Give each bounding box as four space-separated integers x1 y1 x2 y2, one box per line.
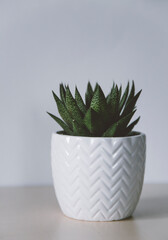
1 0 168 186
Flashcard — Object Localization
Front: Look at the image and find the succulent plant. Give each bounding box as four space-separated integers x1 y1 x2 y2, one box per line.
47 81 142 137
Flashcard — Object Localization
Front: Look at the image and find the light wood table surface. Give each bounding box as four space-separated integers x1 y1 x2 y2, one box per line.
1 184 168 240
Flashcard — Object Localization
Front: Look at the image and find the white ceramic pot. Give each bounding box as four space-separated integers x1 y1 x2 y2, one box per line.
51 132 146 221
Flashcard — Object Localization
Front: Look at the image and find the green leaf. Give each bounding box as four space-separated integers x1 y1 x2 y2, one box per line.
119 82 129 113
65 86 83 124
47 112 73 135
84 107 103 136
121 90 142 117
128 131 139 136
106 93 110 103
52 90 73 129
106 82 115 104
123 116 140 136
94 82 99 93
57 131 67 135
103 110 136 137
126 80 135 106
72 120 90 136
118 85 122 100
85 82 94 108
103 122 118 137
90 84 107 113
107 84 120 120
59 83 66 104
91 84 111 129
75 86 87 115
115 110 136 135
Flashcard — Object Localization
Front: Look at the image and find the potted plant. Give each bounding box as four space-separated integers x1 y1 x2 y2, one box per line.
47 81 146 221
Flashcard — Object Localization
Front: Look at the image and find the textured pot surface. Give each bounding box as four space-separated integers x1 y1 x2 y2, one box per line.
51 133 146 221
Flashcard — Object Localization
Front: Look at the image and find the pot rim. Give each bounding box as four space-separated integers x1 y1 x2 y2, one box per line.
52 131 146 140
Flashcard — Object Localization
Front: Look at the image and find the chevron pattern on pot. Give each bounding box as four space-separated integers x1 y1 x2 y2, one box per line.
51 133 146 221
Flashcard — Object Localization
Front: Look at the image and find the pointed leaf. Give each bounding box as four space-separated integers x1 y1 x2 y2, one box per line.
84 107 103 135
90 84 107 113
118 85 122 100
106 93 110 103
115 110 136 135
65 87 83 124
75 86 87 114
52 91 73 129
123 116 140 136
72 120 90 136
103 110 136 137
126 80 135 105
119 82 129 112
103 122 118 137
94 82 99 93
47 112 73 135
121 90 142 117
85 82 94 108
107 84 120 120
107 82 115 104
59 83 66 104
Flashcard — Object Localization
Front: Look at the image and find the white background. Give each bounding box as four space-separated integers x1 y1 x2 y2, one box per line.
1 0 168 186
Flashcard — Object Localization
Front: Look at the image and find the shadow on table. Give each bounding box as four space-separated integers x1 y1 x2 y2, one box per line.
134 195 168 220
